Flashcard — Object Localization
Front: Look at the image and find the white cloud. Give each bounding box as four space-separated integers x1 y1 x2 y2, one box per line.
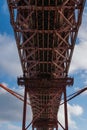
69 4 87 73
0 92 22 122
0 33 22 78
0 83 32 123
0 82 33 129
69 41 87 73
8 123 21 130
58 103 83 130
0 121 21 130
68 104 83 116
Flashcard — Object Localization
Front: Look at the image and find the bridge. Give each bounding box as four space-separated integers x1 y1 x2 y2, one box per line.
5 0 86 130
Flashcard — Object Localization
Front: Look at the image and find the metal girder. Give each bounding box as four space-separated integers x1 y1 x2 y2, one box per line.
17 77 73 86
7 0 85 79
7 0 86 130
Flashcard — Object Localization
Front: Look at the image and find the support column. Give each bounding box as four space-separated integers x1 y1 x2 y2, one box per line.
56 124 58 130
32 125 34 130
64 87 68 130
22 87 27 130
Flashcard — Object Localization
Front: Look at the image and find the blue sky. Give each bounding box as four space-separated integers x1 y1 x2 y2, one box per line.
0 1 87 130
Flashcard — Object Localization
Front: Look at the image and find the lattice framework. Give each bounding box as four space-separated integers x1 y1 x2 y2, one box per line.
7 0 86 130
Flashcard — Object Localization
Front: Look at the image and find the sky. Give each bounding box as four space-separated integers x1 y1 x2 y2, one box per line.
0 0 87 130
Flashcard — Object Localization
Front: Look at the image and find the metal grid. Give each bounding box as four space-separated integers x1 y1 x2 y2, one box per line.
7 0 86 130
7 0 85 79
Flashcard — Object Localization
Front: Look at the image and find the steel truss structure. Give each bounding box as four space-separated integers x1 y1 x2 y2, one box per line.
7 0 86 130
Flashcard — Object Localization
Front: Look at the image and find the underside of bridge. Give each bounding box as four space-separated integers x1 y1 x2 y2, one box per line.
7 0 85 130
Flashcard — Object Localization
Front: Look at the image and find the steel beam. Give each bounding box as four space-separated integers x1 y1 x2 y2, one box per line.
7 0 86 130
22 87 27 130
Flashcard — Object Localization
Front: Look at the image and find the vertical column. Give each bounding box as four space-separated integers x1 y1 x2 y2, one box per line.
56 124 58 130
32 125 34 130
64 87 68 130
22 87 27 130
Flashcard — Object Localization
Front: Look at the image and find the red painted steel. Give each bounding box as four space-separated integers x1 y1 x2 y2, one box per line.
7 0 86 130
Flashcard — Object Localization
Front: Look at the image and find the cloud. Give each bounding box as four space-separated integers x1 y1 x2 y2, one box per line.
68 104 83 116
69 41 87 73
0 91 22 122
0 33 22 78
0 121 21 130
58 103 83 130
0 82 33 129
0 83 32 123
8 123 21 130
69 4 87 73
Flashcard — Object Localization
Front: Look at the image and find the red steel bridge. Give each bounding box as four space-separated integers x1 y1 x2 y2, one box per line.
4 0 86 130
